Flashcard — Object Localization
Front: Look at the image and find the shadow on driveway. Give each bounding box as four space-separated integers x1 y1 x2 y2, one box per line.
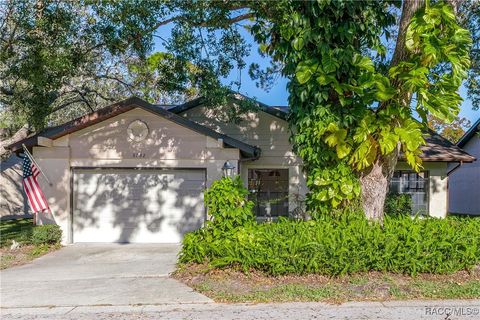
0 244 212 307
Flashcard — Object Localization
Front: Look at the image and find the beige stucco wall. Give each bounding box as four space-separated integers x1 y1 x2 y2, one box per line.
32 107 240 243
180 106 307 212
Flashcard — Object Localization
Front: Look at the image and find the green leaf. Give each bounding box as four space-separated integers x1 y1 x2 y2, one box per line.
331 197 341 208
340 183 353 195
292 37 304 51
379 131 398 155
336 143 351 159
325 128 347 147
322 54 338 74
354 55 375 72
295 59 319 84
375 79 396 101
316 74 335 86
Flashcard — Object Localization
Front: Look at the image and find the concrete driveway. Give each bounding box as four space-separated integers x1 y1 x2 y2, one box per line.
0 244 212 308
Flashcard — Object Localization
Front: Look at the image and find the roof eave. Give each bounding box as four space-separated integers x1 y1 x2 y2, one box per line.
7 97 261 158
457 118 480 148
398 154 476 163
171 93 289 121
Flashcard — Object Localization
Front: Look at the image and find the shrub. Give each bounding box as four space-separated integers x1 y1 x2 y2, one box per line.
18 229 33 244
204 176 255 234
31 225 62 245
385 193 413 216
180 213 480 276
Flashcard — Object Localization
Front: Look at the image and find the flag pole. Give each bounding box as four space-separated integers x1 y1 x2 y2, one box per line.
22 144 53 186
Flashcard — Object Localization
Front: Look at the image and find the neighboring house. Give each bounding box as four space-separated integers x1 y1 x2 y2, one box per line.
448 118 480 215
6 96 475 244
0 154 32 219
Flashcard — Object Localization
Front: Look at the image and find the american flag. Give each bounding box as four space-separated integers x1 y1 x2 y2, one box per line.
22 155 49 213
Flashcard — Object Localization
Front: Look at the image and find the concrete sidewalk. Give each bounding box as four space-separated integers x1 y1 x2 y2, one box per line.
2 300 480 320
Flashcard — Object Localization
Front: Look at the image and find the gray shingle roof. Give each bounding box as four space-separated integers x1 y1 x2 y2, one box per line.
415 129 475 162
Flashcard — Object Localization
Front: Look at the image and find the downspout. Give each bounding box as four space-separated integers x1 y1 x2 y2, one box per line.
446 161 463 176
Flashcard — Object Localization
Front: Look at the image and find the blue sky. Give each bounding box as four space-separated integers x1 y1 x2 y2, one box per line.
154 26 479 125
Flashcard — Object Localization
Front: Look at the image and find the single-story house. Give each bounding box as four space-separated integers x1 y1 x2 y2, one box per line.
6 96 475 244
448 118 480 215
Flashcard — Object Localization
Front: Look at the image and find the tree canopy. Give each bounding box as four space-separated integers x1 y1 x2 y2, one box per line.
1 0 478 219
0 0 196 132
427 114 471 143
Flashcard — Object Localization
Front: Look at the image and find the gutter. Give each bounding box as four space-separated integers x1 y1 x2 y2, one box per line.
238 147 262 163
237 147 262 175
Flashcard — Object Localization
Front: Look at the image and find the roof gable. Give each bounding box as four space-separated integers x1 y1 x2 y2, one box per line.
170 93 288 121
457 118 480 148
8 97 260 158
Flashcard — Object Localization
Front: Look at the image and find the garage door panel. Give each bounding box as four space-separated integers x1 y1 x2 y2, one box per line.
73 169 205 243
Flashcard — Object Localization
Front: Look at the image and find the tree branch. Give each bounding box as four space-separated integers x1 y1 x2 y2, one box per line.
50 98 85 113
135 12 254 43
376 0 425 114
390 0 425 67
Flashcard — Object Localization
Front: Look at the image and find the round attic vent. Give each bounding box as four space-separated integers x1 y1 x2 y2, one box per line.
127 120 149 142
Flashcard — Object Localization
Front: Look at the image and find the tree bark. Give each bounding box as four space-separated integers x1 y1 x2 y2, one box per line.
360 148 400 223
360 0 424 222
360 161 389 222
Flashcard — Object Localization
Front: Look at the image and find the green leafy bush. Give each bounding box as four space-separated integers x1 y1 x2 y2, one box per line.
385 193 413 216
31 225 62 245
204 176 255 234
18 229 34 244
180 213 480 276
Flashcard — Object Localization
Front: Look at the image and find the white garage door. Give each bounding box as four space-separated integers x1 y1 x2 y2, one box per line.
73 169 205 243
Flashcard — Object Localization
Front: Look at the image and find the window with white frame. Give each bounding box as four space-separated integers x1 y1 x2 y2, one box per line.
389 171 429 215
247 169 289 219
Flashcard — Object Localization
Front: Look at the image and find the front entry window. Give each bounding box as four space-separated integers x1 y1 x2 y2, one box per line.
389 171 429 215
248 169 289 219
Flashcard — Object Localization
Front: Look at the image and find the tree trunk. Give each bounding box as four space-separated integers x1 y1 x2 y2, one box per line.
360 161 389 222
360 148 400 223
390 0 425 66
360 0 425 222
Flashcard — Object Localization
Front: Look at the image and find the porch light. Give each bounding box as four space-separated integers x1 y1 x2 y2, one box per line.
222 161 236 178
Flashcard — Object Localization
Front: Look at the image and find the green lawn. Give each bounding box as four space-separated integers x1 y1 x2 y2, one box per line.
174 264 480 303
0 218 60 269
0 218 34 247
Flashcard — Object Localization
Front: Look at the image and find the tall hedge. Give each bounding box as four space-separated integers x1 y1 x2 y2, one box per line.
180 214 480 276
